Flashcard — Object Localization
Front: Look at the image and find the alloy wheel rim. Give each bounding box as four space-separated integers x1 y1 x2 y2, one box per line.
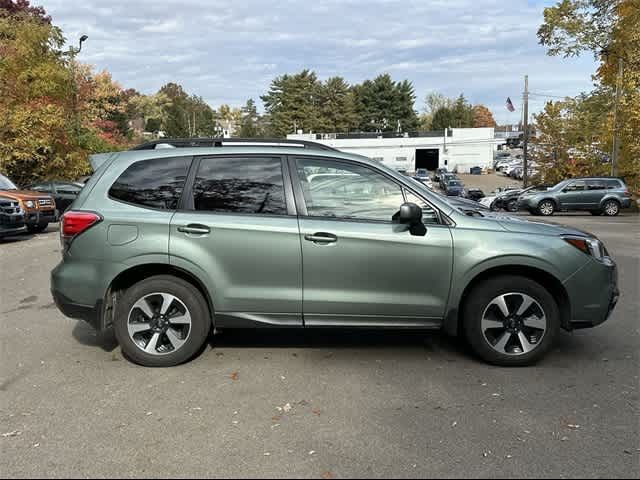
127 292 192 355
605 202 618 215
540 202 553 215
481 293 547 356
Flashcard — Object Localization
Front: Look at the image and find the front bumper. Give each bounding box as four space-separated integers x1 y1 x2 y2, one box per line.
25 209 56 226
563 257 619 329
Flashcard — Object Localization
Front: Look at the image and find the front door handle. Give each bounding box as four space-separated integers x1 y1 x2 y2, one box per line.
304 232 338 244
177 224 211 235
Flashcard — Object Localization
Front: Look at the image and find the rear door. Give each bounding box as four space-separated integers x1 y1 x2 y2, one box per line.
585 180 607 208
169 155 303 328
292 156 453 327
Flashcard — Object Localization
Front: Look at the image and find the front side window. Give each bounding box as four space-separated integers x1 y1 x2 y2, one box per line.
109 156 190 210
192 157 287 215
565 180 586 192
56 183 82 195
296 158 404 221
404 190 439 224
31 183 52 193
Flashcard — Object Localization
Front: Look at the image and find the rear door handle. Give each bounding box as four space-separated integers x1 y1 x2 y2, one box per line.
304 232 338 244
177 224 211 235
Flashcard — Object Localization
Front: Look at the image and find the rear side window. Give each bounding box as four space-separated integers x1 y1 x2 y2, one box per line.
192 157 287 215
109 157 190 209
587 180 606 190
604 179 622 189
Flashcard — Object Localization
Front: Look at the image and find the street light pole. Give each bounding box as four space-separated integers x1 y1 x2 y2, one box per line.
66 35 88 135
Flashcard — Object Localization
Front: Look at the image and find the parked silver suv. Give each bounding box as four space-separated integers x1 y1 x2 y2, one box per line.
518 177 632 216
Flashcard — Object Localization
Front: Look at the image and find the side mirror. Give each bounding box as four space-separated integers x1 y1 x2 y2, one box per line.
394 202 427 236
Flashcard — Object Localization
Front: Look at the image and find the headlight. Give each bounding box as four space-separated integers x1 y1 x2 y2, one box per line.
563 236 606 261
25 200 35 208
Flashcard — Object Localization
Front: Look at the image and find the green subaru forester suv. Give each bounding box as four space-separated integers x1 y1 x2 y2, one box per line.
51 139 619 367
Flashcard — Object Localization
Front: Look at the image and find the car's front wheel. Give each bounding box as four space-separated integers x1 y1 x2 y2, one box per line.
506 199 518 212
114 275 211 367
537 200 555 216
463 275 560 366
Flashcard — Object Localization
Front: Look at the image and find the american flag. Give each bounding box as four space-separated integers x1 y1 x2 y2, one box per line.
505 97 516 112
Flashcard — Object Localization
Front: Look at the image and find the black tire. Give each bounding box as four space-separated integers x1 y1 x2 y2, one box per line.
602 199 620 216
114 275 211 367
537 200 555 216
27 222 48 233
590 210 603 216
463 275 560 366
506 199 518 212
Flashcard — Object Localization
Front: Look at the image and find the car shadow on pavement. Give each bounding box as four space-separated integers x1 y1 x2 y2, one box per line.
210 328 469 356
0 233 34 243
72 322 118 352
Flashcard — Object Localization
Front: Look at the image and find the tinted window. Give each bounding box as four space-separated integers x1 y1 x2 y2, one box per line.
604 179 622 189
31 183 52 193
564 181 586 192
587 180 606 191
109 157 190 209
297 158 404 221
55 183 82 195
192 157 286 215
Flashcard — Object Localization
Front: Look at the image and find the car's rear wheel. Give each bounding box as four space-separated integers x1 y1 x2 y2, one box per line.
537 200 555 216
463 275 560 366
114 275 211 367
602 200 620 216
506 199 518 212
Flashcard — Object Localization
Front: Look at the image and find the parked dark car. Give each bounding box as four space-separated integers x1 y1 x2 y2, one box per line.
0 195 26 238
26 181 83 214
439 173 458 190
469 166 482 175
518 177 632 216
444 179 465 196
466 188 485 201
491 185 551 212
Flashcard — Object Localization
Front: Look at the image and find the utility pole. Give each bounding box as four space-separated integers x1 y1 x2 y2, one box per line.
522 75 529 187
611 57 623 177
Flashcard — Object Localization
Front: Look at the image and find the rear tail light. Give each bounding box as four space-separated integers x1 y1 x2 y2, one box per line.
61 211 101 249
624 189 631 197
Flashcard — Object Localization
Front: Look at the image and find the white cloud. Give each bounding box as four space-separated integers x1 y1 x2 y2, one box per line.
41 0 597 116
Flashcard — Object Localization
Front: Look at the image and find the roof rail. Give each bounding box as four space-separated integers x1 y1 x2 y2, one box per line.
130 137 339 152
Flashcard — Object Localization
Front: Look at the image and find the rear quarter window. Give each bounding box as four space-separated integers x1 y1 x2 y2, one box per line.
109 156 191 209
604 179 623 189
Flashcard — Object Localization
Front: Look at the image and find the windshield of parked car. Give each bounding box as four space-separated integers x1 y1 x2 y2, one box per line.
448 180 462 187
0 175 18 190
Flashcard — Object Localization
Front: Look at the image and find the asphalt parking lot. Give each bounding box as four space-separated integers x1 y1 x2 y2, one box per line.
1 213 639 478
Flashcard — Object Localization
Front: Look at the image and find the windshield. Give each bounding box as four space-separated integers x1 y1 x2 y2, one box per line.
0 175 18 190
448 181 462 187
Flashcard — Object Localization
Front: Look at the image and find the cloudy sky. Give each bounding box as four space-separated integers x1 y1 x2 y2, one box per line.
43 0 598 124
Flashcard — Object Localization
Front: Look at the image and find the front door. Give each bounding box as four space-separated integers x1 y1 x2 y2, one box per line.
292 156 453 327
170 155 303 327
558 180 587 209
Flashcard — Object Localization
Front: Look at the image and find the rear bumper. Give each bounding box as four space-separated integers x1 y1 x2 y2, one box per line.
51 289 103 330
563 257 619 329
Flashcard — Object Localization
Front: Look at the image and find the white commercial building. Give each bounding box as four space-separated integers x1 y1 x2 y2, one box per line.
288 128 501 173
